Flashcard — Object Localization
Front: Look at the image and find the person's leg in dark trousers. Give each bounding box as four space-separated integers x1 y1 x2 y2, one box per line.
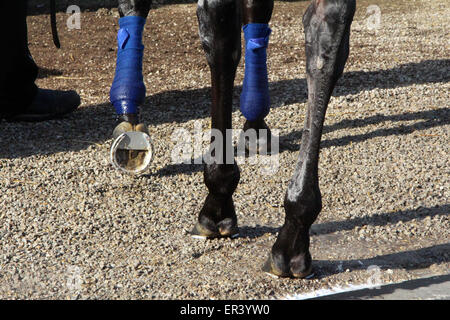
0 0 38 117
0 0 80 122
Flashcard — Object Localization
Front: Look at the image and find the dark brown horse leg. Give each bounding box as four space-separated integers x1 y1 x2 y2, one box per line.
118 0 152 18
191 0 242 238
239 0 274 154
264 0 356 278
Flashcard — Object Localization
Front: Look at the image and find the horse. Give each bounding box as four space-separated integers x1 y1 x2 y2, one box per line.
109 0 356 278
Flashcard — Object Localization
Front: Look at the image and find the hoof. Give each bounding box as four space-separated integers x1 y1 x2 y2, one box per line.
240 119 273 155
111 121 152 174
113 121 148 139
190 221 239 240
261 255 314 279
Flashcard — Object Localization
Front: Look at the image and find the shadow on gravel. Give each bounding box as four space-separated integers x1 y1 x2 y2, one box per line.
37 67 64 79
234 204 449 239
238 225 280 239
141 59 449 126
310 204 450 236
150 106 448 177
313 243 450 278
0 59 448 160
0 102 113 160
280 107 450 152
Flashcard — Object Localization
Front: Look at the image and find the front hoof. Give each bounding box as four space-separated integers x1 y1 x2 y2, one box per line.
262 253 313 279
190 219 239 240
262 256 288 278
240 119 273 155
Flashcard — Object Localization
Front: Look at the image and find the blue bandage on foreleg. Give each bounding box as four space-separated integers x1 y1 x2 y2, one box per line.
110 16 146 115
240 23 272 122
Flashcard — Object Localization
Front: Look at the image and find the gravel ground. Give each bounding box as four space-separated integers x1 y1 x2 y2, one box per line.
0 0 449 299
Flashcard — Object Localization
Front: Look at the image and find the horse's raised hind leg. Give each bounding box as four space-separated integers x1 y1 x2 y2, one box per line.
263 0 356 278
239 0 274 154
111 0 152 125
191 0 242 239
109 0 153 173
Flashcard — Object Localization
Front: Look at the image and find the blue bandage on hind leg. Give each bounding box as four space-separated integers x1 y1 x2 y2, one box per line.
110 16 146 115
240 23 272 122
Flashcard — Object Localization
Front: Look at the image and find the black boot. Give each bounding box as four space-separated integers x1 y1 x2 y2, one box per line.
5 88 80 122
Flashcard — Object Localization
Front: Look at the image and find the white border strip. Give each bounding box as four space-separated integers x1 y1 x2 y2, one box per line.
285 283 384 300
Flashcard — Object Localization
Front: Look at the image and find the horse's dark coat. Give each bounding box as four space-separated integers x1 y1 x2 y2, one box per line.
115 0 356 278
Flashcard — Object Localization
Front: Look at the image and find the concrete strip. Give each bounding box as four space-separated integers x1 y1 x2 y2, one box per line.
309 274 450 300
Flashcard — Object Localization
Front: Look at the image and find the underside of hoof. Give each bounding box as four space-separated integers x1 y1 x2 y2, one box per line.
111 121 153 174
262 255 314 279
190 221 239 240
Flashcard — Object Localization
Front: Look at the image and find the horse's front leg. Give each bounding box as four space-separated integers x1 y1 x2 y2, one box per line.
109 0 152 172
240 0 274 154
191 0 242 238
264 0 356 278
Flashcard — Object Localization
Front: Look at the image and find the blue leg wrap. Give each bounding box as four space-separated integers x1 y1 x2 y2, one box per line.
240 23 272 122
110 16 146 115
